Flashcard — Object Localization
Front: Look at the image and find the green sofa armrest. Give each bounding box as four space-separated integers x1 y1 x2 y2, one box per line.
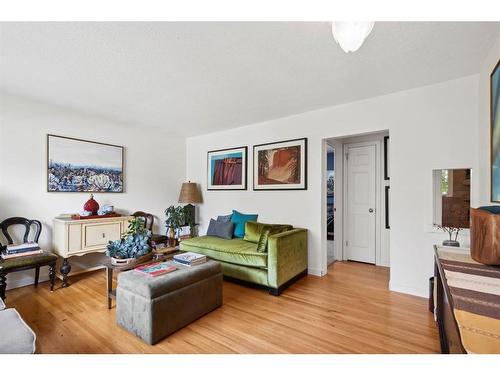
267 228 308 289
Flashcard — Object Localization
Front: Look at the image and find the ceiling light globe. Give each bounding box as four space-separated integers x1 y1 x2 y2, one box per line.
332 22 374 53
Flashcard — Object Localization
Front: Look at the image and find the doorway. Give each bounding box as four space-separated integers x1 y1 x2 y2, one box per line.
323 131 389 274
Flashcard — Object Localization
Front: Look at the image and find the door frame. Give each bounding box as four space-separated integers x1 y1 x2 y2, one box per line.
342 140 382 264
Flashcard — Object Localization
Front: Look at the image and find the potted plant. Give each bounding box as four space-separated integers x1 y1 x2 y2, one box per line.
106 217 152 265
165 205 186 246
434 224 462 247
183 206 196 238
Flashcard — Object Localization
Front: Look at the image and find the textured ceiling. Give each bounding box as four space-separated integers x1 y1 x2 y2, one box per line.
1 22 499 136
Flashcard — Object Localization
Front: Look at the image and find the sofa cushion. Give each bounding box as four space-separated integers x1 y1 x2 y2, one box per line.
0 252 58 271
256 227 271 253
231 210 258 238
244 221 268 243
180 236 267 268
244 221 294 243
217 214 233 223
206 219 234 240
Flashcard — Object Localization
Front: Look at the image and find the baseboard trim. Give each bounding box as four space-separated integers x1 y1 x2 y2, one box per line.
6 274 50 290
389 280 428 298
307 267 323 277
5 264 51 291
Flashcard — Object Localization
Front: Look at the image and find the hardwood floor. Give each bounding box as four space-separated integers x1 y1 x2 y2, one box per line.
5 261 440 353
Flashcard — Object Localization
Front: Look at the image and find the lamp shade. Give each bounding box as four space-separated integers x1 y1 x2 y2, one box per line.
178 182 202 204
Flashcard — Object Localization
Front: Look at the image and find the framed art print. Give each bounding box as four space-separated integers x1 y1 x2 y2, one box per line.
207 146 247 190
491 59 500 202
253 138 307 190
47 134 124 193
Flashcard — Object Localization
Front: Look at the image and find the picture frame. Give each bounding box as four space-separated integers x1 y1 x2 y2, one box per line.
47 134 124 193
490 59 500 202
207 146 247 190
384 135 390 181
385 186 390 229
253 138 307 191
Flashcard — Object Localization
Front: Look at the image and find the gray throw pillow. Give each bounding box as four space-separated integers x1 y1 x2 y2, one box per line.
207 219 234 240
217 214 233 223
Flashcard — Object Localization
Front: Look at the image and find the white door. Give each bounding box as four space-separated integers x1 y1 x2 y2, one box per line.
345 144 376 264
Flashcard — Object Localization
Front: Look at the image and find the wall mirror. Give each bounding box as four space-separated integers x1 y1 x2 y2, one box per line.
433 168 471 228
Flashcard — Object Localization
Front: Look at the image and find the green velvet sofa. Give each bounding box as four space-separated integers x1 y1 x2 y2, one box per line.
179 221 308 295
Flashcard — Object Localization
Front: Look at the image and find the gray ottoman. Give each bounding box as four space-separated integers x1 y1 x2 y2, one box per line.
116 260 222 344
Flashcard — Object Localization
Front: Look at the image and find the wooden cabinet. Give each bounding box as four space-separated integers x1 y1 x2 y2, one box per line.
53 216 132 287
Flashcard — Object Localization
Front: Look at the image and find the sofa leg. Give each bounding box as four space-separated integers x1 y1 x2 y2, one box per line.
269 269 308 297
269 288 280 296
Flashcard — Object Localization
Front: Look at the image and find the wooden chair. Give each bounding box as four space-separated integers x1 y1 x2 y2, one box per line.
132 211 167 244
132 211 154 232
0 217 57 300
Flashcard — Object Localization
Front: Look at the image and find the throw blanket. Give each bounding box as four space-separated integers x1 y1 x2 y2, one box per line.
437 247 500 353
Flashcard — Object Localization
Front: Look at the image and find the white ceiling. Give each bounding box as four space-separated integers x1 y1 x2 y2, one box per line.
1 22 499 136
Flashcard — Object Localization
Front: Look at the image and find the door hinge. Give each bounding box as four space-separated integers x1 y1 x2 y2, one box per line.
346 241 348 246
345 153 348 160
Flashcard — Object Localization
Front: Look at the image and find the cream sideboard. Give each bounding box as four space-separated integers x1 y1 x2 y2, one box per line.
53 216 132 287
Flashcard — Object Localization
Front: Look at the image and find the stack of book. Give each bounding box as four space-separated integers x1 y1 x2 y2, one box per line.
173 252 206 267
1 242 43 260
135 262 177 277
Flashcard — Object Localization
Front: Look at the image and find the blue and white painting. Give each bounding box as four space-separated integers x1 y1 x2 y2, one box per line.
47 135 123 192
492 62 500 202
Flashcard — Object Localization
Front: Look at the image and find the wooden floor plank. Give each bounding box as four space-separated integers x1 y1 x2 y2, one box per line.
4 261 440 353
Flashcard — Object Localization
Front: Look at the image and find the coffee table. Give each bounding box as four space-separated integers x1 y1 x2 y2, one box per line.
102 250 182 309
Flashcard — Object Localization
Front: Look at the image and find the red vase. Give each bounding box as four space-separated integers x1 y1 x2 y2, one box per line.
84 194 99 215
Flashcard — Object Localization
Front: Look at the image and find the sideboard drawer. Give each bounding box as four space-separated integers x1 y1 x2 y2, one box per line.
83 223 121 248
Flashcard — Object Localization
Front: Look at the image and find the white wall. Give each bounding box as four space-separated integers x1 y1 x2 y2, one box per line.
186 75 480 297
478 34 500 205
0 93 186 289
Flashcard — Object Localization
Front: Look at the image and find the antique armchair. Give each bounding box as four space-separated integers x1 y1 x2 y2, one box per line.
132 211 167 244
0 217 57 300
132 211 154 232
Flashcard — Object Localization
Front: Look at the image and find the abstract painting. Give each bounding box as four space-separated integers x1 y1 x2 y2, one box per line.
207 146 247 190
491 60 500 202
47 135 124 192
253 138 307 190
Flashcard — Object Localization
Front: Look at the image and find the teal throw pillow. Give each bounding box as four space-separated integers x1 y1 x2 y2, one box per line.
231 210 258 238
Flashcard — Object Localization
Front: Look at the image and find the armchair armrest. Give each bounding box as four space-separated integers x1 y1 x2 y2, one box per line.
267 228 308 289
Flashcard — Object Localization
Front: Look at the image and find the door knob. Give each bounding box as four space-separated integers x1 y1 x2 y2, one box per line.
368 208 374 213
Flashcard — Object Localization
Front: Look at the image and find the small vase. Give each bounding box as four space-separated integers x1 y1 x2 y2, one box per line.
442 240 460 247
83 194 100 215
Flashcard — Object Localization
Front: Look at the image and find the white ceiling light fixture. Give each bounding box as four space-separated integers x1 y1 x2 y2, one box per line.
332 22 375 53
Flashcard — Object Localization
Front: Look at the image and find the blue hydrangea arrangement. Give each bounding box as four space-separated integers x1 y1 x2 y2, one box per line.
106 217 151 259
